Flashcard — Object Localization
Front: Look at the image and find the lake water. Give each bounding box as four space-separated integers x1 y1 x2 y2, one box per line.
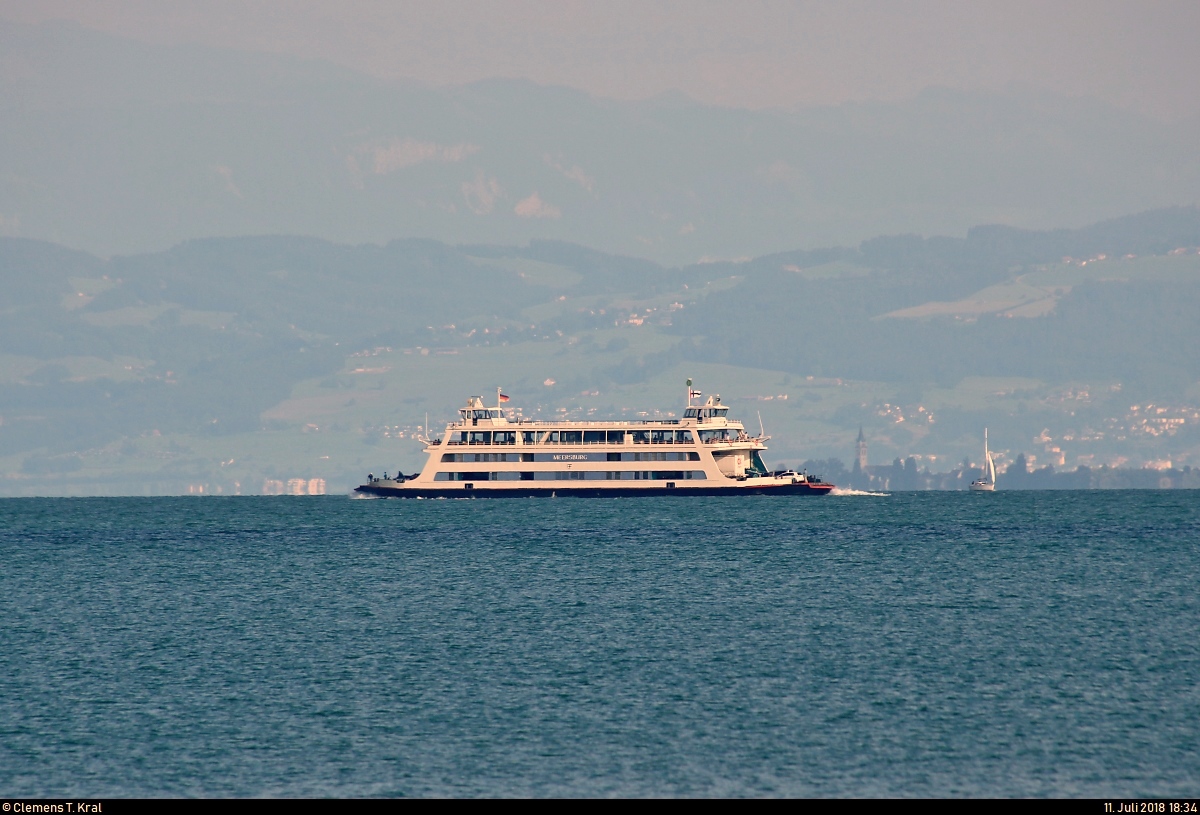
1 491 1197 797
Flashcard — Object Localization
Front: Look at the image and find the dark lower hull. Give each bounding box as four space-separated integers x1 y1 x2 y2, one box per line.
354 482 835 498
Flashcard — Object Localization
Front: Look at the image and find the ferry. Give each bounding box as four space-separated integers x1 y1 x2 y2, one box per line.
355 382 835 498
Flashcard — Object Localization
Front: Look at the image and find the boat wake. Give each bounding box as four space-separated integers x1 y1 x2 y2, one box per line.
830 487 890 497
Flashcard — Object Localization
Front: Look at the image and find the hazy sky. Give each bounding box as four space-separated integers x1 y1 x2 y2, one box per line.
3 0 1199 119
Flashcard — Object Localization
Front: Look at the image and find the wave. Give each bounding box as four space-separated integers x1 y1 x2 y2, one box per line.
830 487 891 497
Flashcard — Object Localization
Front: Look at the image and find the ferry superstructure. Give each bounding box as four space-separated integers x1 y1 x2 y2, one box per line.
355 384 834 498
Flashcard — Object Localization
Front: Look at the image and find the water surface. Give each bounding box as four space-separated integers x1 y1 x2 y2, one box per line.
1 491 1197 796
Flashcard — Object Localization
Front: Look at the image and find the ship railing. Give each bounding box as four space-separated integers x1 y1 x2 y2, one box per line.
452 419 685 427
443 438 697 446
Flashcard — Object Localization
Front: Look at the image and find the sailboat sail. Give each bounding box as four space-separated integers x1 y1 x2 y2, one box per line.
982 428 996 486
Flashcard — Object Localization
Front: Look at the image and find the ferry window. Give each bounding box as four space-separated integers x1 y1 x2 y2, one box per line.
473 410 490 420
584 430 605 444
607 431 626 444
468 431 491 445
522 431 538 444
561 431 582 444
451 431 468 444
545 431 559 444
441 453 456 462
631 431 650 444
651 430 670 444
489 409 502 419
687 452 700 461
458 471 489 481
675 431 693 444
684 408 698 418
521 452 534 462
519 472 534 481
607 452 621 462
494 431 516 445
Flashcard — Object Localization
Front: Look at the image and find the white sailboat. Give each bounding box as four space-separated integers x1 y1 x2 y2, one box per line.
969 428 997 492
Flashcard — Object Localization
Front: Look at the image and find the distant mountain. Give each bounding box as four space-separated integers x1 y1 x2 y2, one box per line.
2 20 1198 265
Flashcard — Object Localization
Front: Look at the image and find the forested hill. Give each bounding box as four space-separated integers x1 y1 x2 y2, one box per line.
2 205 1199 493
671 206 1200 392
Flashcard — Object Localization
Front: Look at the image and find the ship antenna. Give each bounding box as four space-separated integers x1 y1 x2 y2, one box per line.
686 378 693 407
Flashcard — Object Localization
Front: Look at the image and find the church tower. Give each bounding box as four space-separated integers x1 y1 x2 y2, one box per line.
855 426 868 472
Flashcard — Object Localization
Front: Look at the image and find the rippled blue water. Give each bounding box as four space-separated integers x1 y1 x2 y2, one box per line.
1 491 1198 797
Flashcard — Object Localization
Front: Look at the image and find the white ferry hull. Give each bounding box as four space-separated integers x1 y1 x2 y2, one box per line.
356 477 834 499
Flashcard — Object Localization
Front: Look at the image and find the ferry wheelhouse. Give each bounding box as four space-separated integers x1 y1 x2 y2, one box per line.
356 384 834 498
